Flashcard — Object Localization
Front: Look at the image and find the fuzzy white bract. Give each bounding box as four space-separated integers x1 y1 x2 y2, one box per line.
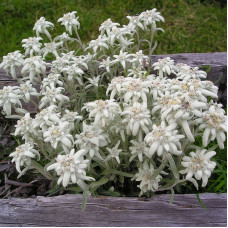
33 17 54 39
82 99 120 127
43 121 74 152
75 122 109 159
47 149 94 187
144 121 184 156
10 143 40 173
58 11 80 35
0 51 24 79
0 86 22 116
122 102 151 136
180 148 216 187
133 161 162 196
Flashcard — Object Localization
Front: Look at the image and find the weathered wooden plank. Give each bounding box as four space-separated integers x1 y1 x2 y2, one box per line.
0 193 226 227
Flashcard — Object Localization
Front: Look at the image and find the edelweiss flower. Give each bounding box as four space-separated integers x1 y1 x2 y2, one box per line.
133 161 162 196
127 15 144 31
10 143 40 173
144 121 184 156
0 86 22 116
21 56 46 83
61 110 82 130
106 140 122 164
42 42 63 58
129 139 150 162
180 148 216 187
71 55 88 70
22 37 43 56
32 105 61 131
33 17 54 39
42 73 63 88
122 102 151 136
152 57 175 78
51 56 70 74
43 121 74 152
63 64 84 84
176 65 207 80
75 122 109 159
47 149 94 188
15 113 34 142
152 93 207 142
58 11 80 35
106 76 126 99
99 18 120 35
112 50 132 69
17 81 40 103
54 32 75 43
148 76 167 100
82 99 120 127
140 9 164 30
106 26 131 46
99 57 113 73
130 50 145 64
122 77 150 104
194 102 227 149
85 76 100 89
86 35 109 53
0 51 24 79
39 84 69 109
118 37 134 51
171 79 218 103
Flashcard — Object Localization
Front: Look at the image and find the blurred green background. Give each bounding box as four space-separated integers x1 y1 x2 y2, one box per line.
0 0 227 56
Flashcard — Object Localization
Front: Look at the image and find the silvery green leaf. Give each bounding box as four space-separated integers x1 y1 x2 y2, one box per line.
189 178 199 190
31 160 54 180
90 177 109 192
151 159 168 180
166 153 179 180
81 190 89 212
169 188 175 204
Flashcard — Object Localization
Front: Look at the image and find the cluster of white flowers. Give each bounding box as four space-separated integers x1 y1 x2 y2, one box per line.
0 8 226 201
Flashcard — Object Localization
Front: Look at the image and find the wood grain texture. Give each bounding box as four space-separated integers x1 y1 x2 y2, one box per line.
0 193 226 227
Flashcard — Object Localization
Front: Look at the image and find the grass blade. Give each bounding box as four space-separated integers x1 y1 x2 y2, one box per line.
196 193 208 209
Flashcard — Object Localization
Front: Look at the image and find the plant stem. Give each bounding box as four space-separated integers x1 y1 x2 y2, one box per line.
155 179 187 192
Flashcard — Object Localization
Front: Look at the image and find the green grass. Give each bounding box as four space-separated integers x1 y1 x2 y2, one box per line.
0 0 226 57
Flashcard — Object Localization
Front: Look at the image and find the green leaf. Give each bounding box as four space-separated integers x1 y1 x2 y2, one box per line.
188 178 199 190
90 177 109 192
160 178 175 189
93 158 107 169
199 65 211 73
99 190 121 197
214 160 227 184
31 160 54 180
81 190 89 212
169 188 175 204
215 180 226 191
151 159 168 180
208 144 218 152
166 153 179 180
207 175 223 191
69 186 83 193
196 193 208 209
102 169 134 178
47 186 64 196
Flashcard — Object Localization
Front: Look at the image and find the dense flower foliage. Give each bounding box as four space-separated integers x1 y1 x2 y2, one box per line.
0 9 226 206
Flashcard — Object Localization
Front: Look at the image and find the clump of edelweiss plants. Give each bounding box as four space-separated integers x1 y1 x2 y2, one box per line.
0 9 226 206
